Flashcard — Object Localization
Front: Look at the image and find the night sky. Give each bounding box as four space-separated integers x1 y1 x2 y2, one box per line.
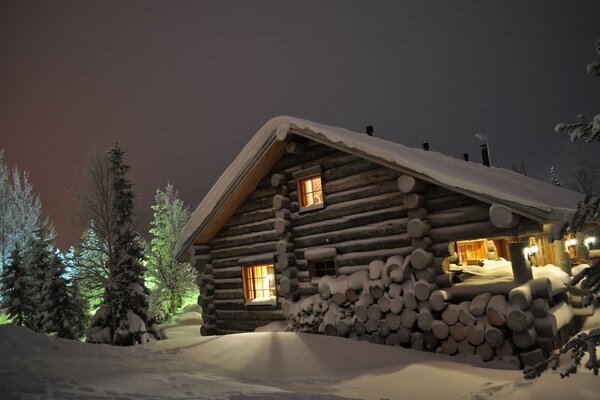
1 1 599 249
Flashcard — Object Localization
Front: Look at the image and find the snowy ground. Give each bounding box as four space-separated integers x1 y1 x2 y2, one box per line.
1 312 600 400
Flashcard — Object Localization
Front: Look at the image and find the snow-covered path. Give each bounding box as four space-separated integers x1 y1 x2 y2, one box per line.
1 313 599 400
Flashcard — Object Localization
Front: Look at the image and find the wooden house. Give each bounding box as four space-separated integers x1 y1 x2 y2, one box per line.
175 116 592 365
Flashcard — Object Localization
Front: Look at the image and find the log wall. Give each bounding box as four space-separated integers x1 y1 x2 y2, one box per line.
196 135 545 336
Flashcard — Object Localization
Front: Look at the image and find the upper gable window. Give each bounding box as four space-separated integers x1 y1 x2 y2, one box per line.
298 174 323 210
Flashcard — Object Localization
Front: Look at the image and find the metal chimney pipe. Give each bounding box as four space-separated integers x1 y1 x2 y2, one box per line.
463 153 469 161
365 126 373 136
480 144 490 167
422 142 429 151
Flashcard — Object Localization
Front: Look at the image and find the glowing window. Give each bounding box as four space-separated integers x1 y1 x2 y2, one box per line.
298 174 323 209
457 239 487 265
242 264 276 304
310 259 336 278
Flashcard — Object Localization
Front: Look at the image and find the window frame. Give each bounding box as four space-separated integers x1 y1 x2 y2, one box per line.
309 258 338 279
241 264 278 306
294 166 325 212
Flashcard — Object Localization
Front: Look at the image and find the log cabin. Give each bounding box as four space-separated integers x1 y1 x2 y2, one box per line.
175 116 595 366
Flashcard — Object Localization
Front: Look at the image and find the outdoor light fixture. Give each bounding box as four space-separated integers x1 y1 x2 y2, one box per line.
565 238 578 249
584 237 596 247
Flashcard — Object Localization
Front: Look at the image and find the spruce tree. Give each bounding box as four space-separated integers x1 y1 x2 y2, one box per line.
40 252 88 339
87 143 158 345
24 223 54 331
0 245 33 326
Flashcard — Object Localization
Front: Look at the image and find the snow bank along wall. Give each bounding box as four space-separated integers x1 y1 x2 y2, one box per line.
188 132 580 366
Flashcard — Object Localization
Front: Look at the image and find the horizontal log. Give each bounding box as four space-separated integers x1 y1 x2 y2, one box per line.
324 167 400 194
430 219 542 243
425 194 481 212
335 246 413 267
322 158 380 181
214 289 245 300
234 196 274 215
212 266 242 279
271 143 340 173
211 241 277 260
210 230 279 250
224 208 276 228
215 218 276 239
213 278 242 290
294 218 409 249
291 192 406 227
323 179 399 206
291 205 407 237
427 204 490 228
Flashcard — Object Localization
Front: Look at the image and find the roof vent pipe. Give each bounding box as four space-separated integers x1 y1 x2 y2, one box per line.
480 144 490 167
463 153 469 161
422 142 429 151
365 126 373 136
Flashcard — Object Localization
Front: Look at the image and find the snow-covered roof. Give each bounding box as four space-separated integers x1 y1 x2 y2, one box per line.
175 116 583 259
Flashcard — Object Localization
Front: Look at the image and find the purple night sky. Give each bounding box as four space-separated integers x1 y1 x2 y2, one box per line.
1 1 599 249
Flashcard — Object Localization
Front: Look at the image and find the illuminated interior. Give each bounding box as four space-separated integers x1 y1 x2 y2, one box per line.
299 174 323 208
242 264 276 303
456 239 487 265
455 235 556 267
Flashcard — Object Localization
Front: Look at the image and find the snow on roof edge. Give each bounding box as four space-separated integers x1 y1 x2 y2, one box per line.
176 116 583 259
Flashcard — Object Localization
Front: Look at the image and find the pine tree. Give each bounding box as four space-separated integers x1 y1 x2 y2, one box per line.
40 252 89 339
0 245 33 326
147 184 195 320
87 142 159 345
23 223 54 331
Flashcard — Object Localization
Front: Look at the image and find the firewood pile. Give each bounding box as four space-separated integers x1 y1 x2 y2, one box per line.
283 256 575 367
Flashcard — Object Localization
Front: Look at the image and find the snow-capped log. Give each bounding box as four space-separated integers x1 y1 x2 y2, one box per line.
469 292 492 317
347 269 369 291
368 279 385 300
389 297 404 314
417 302 434 331
449 322 467 341
355 293 374 322
486 295 508 327
323 167 400 194
466 319 486 346
384 312 402 330
489 203 521 229
432 320 450 340
429 290 450 312
506 304 534 332
388 282 402 298
513 327 537 349
429 219 541 243
407 219 430 238
533 301 574 338
403 193 425 209
369 259 386 280
483 320 505 348
377 293 392 313
414 279 437 301
277 253 296 270
275 218 291 235
458 301 477 326
441 337 458 355
431 281 518 307
397 175 428 193
442 304 460 326
530 297 550 318
271 173 287 187
457 339 475 357
275 123 291 141
508 278 554 310
285 141 306 155
389 255 412 283
401 281 418 310
410 248 434 270
476 342 494 361
400 309 418 329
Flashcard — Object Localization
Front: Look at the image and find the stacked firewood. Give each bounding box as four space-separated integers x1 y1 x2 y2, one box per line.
283 257 575 365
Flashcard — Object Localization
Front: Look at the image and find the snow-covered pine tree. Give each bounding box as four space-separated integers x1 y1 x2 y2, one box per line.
0 245 34 326
550 166 561 186
23 223 54 331
147 184 195 320
40 251 88 339
87 143 159 345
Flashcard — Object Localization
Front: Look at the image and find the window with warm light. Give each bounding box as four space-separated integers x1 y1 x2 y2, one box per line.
298 174 324 209
456 239 487 265
310 258 337 278
242 264 277 305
